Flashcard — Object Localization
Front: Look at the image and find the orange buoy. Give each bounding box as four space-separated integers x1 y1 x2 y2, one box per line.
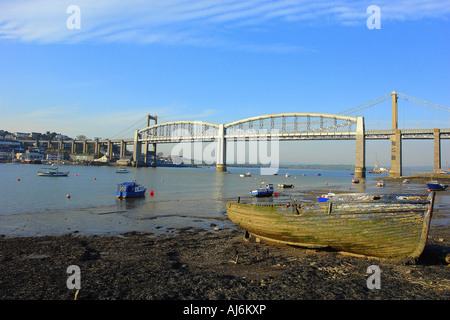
75 174 78 177
93 178 96 180
150 190 154 196
17 178 20 181
325 182 328 185
274 192 278 196
66 194 71 198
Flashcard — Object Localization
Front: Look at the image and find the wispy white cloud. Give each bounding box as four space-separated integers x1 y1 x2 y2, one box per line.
0 0 449 46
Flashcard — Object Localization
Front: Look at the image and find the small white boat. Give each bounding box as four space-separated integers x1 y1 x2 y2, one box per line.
278 184 294 188
377 180 385 187
116 167 130 173
284 173 290 177
402 179 410 185
38 152 68 177
38 167 69 177
239 172 252 178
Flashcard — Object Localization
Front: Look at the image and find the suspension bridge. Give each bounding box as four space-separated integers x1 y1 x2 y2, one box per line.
35 91 450 178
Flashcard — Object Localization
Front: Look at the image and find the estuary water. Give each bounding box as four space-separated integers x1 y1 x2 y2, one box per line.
0 163 449 238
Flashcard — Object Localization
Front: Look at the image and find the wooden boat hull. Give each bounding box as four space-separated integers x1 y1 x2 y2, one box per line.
227 193 434 259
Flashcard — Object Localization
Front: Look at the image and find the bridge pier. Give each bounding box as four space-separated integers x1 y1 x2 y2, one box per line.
389 129 402 177
354 116 366 178
434 128 441 172
133 130 142 167
389 92 402 178
216 124 227 172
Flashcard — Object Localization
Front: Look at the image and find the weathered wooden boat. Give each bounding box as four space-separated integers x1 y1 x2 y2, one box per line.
227 192 435 259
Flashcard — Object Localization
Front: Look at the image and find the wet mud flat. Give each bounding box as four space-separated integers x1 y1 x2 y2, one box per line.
0 224 449 301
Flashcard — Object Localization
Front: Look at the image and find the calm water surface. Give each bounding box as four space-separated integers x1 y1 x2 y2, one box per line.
0 164 448 237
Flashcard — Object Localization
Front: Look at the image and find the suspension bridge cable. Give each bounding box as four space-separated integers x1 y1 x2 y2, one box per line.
338 93 391 115
106 114 148 140
339 95 391 116
397 93 450 113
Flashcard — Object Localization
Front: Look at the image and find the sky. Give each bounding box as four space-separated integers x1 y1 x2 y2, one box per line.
0 0 449 167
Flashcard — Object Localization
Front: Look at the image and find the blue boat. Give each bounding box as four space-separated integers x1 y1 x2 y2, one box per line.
317 192 335 202
116 181 147 198
250 184 274 197
427 181 448 191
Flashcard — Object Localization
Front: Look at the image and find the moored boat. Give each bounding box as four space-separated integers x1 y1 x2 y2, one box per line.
317 192 335 202
352 178 359 184
427 180 448 191
37 167 69 177
227 192 435 259
376 180 385 187
239 172 252 178
116 181 147 198
250 184 274 197
116 167 130 173
37 152 68 176
278 184 294 188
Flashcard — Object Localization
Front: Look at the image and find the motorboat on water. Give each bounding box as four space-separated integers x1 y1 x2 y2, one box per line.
250 184 274 197
317 192 335 202
240 172 252 178
37 167 69 177
377 180 385 187
427 180 448 191
116 167 130 173
116 181 147 198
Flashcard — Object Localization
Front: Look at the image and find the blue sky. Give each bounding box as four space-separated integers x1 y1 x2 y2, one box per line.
0 0 449 167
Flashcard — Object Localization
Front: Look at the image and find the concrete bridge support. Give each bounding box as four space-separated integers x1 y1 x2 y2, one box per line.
389 130 402 177
94 140 99 158
354 116 366 178
120 140 126 158
389 92 402 178
107 140 113 160
216 124 227 172
434 128 441 172
133 130 142 166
